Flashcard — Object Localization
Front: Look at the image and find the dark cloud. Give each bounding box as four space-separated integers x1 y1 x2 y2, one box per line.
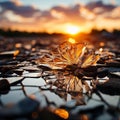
50 4 86 24
0 1 40 17
86 1 115 14
40 10 54 20
51 4 81 18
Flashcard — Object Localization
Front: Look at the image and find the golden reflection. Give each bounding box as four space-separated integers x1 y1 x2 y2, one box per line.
15 43 22 48
99 42 105 47
54 108 69 119
68 38 76 44
99 48 103 52
80 114 89 120
13 50 19 57
37 41 100 69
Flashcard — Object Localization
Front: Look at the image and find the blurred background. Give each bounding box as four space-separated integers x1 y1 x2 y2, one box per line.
0 0 120 35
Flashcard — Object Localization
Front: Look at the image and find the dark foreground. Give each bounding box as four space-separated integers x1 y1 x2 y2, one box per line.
0 33 120 120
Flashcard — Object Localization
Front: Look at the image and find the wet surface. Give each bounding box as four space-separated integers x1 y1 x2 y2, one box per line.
0 34 120 120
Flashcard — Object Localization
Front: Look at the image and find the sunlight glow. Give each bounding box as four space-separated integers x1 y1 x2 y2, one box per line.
65 25 80 35
68 38 76 44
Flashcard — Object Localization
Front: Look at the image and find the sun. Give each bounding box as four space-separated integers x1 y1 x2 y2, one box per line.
65 25 80 35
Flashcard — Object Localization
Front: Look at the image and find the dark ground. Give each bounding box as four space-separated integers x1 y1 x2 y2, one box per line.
0 31 120 120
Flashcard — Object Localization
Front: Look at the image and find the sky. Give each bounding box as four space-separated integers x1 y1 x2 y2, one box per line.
0 0 120 34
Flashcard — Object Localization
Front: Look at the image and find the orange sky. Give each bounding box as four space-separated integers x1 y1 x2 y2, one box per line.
0 0 120 34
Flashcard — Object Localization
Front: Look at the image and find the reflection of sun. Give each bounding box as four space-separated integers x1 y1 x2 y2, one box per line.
65 25 80 35
68 38 76 44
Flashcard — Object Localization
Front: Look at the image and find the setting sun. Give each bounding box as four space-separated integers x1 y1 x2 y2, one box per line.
65 25 80 35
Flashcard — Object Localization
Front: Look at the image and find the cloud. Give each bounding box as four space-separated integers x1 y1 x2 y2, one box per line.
0 0 120 33
50 4 86 24
86 1 115 15
0 0 40 17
